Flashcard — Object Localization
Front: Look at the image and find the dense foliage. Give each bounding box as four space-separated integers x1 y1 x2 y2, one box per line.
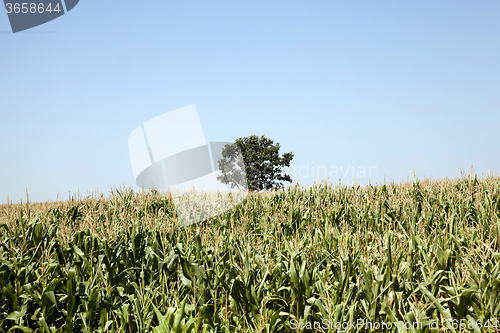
217 135 294 191
1 175 500 332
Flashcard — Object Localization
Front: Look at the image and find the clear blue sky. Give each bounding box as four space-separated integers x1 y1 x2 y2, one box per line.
1 0 499 204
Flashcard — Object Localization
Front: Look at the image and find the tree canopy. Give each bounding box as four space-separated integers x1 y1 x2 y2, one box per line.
217 135 294 191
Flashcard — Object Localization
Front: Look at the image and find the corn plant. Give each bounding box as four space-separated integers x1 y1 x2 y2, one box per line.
0 175 499 332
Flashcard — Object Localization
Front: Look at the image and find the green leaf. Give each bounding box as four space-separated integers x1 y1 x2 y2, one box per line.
5 311 25 321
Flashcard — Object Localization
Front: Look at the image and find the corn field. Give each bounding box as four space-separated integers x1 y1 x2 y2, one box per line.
1 175 500 332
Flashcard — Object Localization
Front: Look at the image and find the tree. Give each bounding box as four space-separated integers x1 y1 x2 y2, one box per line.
217 135 294 191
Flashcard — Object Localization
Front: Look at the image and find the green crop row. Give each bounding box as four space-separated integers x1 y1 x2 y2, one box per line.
1 175 500 332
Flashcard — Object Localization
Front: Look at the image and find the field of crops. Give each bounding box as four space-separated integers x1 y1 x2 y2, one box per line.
1 175 500 332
